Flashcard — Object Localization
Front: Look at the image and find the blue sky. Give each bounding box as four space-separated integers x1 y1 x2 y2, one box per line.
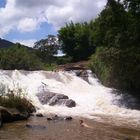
0 0 6 8
0 0 106 47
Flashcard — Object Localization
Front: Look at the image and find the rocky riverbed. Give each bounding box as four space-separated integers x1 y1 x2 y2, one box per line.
0 116 140 140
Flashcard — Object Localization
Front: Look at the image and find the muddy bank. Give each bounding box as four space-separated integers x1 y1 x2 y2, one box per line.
0 116 140 140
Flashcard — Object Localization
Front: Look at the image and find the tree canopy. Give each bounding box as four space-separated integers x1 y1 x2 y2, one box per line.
34 35 59 64
58 22 96 61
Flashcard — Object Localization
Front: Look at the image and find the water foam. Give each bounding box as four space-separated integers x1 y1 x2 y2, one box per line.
0 70 140 127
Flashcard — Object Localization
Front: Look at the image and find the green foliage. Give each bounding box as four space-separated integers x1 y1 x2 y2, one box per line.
89 0 140 96
0 86 32 112
0 43 43 70
55 56 72 65
34 35 59 64
58 22 96 61
43 63 57 71
93 0 128 49
89 47 140 94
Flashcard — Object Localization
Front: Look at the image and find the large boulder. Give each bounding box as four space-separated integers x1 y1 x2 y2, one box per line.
37 92 76 108
48 94 68 106
0 106 29 123
37 92 56 105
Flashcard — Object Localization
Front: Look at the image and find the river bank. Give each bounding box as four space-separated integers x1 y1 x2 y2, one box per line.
0 116 140 140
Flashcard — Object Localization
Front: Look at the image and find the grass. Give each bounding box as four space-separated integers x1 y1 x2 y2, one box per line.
0 85 35 113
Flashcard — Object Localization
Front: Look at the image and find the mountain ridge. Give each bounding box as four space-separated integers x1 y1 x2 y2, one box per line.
0 38 15 48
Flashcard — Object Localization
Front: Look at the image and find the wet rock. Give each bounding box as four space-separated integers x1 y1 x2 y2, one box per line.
37 92 76 108
47 115 73 121
56 94 69 100
47 117 52 121
65 99 76 107
56 99 76 107
0 106 29 123
36 113 43 117
26 124 46 129
64 116 73 120
37 92 56 105
48 94 68 106
75 70 89 82
52 115 63 121
25 101 36 114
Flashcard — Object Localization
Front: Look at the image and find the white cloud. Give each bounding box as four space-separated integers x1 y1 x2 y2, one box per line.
0 0 107 37
17 18 39 32
13 39 37 47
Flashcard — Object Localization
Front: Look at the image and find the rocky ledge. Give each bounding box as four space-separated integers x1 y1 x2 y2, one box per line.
0 101 35 128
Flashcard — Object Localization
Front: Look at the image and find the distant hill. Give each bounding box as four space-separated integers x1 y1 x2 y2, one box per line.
0 38 34 51
0 38 15 48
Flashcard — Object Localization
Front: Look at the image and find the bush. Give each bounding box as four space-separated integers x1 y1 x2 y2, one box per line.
55 56 72 65
89 46 140 96
0 86 34 113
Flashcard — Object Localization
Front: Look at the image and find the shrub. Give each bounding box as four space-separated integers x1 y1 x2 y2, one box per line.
89 46 140 96
0 86 34 113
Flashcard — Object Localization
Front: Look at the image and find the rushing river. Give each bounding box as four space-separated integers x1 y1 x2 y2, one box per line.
0 70 140 139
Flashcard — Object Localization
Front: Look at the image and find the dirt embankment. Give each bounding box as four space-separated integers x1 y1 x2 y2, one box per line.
58 61 88 71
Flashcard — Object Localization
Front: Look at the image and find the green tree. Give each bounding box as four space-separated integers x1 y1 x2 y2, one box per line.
89 0 140 96
34 35 59 64
58 22 96 61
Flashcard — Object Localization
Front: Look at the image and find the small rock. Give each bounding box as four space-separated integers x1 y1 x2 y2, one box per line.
64 116 73 120
36 113 43 117
47 117 52 121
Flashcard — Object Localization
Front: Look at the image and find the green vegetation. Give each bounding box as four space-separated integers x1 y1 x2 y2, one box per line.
34 35 59 65
0 94 30 112
58 22 96 61
58 0 140 96
88 0 140 95
89 47 140 94
0 43 43 70
0 85 34 112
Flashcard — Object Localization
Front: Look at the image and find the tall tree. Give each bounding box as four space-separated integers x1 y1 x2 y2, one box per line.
34 35 59 64
93 0 128 49
58 22 96 61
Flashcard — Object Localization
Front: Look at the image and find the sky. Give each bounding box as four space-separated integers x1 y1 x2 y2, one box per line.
0 0 106 47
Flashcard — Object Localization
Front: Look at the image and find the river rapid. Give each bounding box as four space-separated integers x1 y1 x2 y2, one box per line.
0 70 140 140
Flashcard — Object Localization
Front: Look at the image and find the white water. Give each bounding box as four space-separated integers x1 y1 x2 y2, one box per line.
0 70 140 127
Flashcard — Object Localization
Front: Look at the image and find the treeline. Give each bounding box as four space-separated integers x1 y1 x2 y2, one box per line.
58 0 140 95
0 35 59 70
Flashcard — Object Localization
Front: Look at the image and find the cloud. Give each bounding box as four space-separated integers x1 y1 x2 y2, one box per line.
13 39 37 47
17 18 39 32
0 0 106 37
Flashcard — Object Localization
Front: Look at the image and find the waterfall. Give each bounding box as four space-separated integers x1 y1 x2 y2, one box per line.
0 69 140 127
